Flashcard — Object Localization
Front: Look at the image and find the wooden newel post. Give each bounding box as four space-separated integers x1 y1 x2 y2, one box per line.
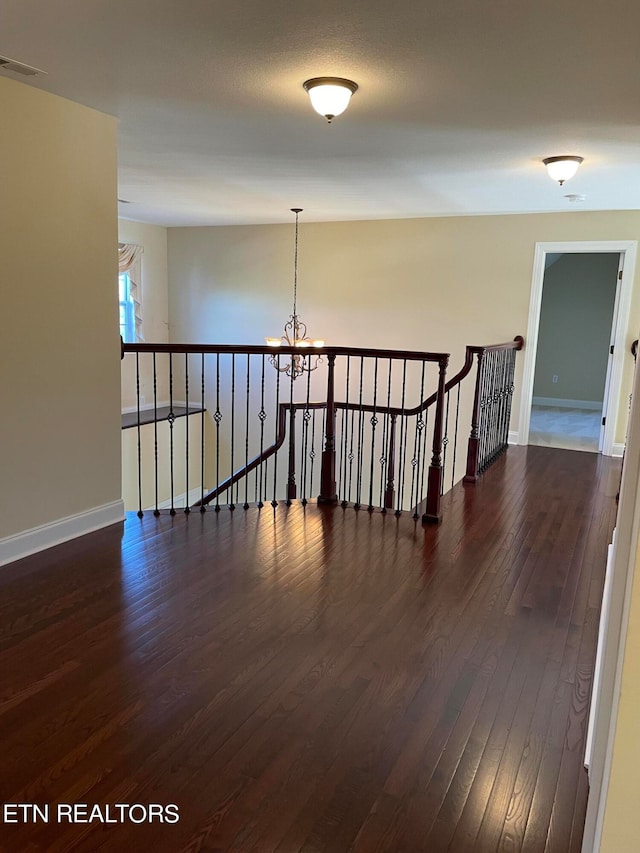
384 414 397 510
319 353 338 504
423 355 448 524
464 350 484 484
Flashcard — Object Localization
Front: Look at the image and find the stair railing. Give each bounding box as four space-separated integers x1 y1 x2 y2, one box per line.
121 336 524 523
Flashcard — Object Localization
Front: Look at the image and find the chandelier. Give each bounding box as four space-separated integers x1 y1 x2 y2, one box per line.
265 208 324 379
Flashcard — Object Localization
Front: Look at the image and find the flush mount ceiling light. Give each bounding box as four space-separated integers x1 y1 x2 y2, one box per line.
303 77 358 123
542 155 584 186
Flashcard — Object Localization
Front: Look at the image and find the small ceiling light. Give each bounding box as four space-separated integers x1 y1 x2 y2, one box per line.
543 155 584 186
303 77 358 123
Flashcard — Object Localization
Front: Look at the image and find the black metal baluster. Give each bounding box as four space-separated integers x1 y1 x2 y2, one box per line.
153 352 159 516
354 356 365 510
347 378 356 506
478 354 489 472
301 365 312 506
411 361 426 517
396 359 408 516
501 348 510 452
441 390 451 496
368 357 379 511
381 359 393 512
184 353 190 514
168 352 176 515
418 407 429 512
200 353 206 513
215 352 221 512
272 355 281 508
341 356 351 508
286 359 296 505
135 352 143 518
244 353 250 510
309 406 318 499
257 354 266 508
229 353 236 510
490 351 501 463
451 383 461 491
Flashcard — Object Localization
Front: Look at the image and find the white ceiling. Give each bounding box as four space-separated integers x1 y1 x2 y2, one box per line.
2 0 640 226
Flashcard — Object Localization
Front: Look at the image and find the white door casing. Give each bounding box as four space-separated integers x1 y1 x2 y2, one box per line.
519 240 637 456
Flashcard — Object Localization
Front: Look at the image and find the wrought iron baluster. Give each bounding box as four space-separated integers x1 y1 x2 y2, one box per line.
215 352 221 512
200 353 206 513
229 353 236 510
419 408 429 512
309 406 318 500
355 356 365 510
286 360 296 505
136 351 143 518
301 365 312 506
153 352 159 516
272 354 281 508
184 353 190 514
411 360 427 517
368 357 379 511
396 359 408 516
168 352 176 515
380 359 393 512
341 356 351 508
451 383 461 491
441 390 451 497
244 353 251 510
257 354 266 508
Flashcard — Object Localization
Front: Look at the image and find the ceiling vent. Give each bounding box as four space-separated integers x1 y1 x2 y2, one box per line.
0 55 46 77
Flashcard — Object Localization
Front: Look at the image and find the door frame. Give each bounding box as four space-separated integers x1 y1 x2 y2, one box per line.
518 240 637 456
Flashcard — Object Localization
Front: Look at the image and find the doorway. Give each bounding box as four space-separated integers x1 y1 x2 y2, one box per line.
519 240 637 456
529 252 620 453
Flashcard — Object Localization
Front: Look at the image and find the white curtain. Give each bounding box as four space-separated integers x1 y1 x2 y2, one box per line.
118 243 144 340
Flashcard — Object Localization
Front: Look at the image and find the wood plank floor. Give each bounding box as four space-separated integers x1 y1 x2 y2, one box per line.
0 446 620 852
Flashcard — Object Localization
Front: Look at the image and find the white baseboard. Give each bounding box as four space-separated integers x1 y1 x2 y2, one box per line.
612 443 625 458
532 396 603 411
146 486 207 511
0 499 125 567
508 430 519 445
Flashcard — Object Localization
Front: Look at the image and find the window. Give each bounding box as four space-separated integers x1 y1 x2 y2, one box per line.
119 272 136 343
118 242 144 342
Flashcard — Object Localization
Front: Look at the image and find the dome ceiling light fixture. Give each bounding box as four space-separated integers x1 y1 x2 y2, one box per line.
542 155 584 186
303 77 358 123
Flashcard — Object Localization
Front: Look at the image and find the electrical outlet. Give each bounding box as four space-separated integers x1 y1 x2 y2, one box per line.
552 375 558 384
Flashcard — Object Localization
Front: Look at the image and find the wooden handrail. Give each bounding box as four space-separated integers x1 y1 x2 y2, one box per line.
121 341 449 363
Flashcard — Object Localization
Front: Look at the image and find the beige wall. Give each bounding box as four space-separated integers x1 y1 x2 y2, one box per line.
122 415 205 511
167 211 640 446
533 252 619 402
0 77 120 539
118 219 169 409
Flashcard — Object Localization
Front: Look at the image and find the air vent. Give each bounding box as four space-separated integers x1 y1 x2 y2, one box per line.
0 55 46 77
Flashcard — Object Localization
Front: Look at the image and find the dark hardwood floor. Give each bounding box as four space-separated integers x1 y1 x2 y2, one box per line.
0 446 620 852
